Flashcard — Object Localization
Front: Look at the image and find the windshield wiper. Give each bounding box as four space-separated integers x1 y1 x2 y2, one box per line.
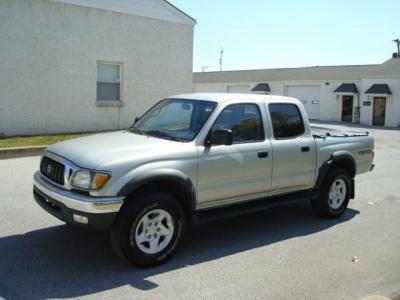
128 127 144 135
145 130 182 142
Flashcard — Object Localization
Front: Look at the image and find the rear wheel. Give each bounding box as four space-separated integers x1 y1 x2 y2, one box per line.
110 191 185 268
312 167 351 218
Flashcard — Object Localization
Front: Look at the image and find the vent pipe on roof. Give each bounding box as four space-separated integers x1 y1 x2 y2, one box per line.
393 39 400 58
219 48 224 71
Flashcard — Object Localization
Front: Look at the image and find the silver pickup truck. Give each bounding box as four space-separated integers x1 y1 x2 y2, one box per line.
33 93 375 267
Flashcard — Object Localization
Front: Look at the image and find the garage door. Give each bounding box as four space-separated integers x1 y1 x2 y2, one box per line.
286 85 321 120
227 85 250 93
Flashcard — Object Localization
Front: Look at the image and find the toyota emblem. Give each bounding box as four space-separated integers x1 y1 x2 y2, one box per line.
46 164 53 174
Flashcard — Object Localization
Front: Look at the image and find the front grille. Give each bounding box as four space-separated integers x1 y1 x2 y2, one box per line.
40 156 65 185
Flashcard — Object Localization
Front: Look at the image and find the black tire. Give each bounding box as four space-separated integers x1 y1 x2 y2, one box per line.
110 191 185 268
311 167 352 218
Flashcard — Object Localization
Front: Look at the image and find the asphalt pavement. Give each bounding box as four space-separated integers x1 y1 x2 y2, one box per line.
0 123 399 300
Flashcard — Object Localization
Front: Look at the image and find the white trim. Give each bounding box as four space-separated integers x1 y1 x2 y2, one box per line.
334 92 357 95
364 93 391 97
361 75 400 79
96 100 124 107
50 0 196 26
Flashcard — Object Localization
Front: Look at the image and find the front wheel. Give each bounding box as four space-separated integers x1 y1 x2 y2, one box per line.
311 167 351 218
110 191 185 268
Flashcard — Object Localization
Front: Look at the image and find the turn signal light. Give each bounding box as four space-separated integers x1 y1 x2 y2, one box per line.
93 173 110 189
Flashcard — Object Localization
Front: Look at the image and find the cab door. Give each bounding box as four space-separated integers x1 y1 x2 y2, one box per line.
196 103 273 208
267 103 315 192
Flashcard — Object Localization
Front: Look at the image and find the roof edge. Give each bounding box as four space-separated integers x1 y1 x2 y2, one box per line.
194 64 380 75
162 0 197 24
50 0 196 26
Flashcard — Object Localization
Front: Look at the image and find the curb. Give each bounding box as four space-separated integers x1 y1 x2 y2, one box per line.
0 146 47 160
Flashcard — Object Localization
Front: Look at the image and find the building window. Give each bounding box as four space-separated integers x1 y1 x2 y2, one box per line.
97 63 121 101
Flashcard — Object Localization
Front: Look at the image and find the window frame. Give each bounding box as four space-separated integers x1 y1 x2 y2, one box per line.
96 61 123 104
268 103 305 140
209 102 265 145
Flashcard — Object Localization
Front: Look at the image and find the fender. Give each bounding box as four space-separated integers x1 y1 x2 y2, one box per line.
117 169 196 213
315 152 356 198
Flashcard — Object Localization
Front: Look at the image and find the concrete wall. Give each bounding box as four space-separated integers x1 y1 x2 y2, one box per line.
0 0 193 136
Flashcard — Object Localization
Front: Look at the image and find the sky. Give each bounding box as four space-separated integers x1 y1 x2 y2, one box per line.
168 0 400 72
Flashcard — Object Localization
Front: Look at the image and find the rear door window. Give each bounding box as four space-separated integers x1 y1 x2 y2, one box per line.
269 104 305 139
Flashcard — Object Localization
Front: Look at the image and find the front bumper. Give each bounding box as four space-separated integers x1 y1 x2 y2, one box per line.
33 171 124 229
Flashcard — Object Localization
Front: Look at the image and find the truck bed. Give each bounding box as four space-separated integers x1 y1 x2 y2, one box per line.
311 126 370 138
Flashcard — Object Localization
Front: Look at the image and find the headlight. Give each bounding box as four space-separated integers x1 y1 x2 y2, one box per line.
71 170 110 190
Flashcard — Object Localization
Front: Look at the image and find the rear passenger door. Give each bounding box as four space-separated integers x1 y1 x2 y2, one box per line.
267 103 315 192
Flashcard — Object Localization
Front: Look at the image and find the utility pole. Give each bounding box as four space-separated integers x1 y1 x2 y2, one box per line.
219 48 224 71
393 39 400 57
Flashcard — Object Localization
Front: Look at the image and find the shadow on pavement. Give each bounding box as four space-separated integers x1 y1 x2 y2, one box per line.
0 201 359 299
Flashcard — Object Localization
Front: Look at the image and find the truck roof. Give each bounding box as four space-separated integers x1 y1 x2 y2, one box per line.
169 93 300 104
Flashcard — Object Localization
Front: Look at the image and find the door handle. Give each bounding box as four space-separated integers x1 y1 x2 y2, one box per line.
258 151 268 158
301 146 310 152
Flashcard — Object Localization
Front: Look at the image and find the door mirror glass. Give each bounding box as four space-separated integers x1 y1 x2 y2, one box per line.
205 129 233 147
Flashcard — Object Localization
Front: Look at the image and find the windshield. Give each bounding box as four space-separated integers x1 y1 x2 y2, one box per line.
131 98 217 141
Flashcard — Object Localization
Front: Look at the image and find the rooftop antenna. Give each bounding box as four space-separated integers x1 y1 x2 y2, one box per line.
219 48 224 71
393 39 400 57
201 66 208 72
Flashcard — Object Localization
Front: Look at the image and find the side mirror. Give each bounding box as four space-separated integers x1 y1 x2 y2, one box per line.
134 117 140 124
205 129 233 147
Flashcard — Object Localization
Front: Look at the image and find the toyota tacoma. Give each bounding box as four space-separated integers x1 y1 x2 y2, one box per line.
33 93 375 267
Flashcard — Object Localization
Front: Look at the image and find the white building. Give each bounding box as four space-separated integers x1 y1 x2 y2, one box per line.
0 0 196 137
194 58 400 127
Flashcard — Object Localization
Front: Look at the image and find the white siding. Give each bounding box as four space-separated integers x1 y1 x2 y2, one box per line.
193 83 227 93
227 85 251 93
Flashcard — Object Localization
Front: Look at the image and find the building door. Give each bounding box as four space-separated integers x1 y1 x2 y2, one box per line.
373 97 386 126
341 95 353 122
286 85 321 120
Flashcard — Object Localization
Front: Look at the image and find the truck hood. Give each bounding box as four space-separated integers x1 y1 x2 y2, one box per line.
46 131 181 169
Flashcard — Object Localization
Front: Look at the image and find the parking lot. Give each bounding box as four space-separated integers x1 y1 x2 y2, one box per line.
0 123 399 300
